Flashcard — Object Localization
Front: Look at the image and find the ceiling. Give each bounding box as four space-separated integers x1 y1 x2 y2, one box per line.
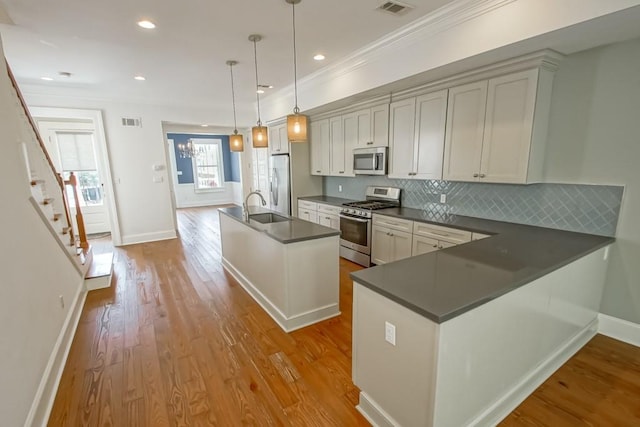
0 0 456 118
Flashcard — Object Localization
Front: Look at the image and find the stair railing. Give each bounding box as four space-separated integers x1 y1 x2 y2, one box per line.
6 60 87 249
66 172 89 249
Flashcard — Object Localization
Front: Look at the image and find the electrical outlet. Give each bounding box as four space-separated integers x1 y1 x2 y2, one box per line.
385 321 396 346
59 295 65 309
338 185 343 192
440 193 447 204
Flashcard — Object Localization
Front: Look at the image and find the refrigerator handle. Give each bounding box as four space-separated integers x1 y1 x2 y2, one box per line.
272 168 278 206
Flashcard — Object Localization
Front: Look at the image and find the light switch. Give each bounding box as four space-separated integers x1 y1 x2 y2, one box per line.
385 321 396 346
152 164 165 171
440 194 447 204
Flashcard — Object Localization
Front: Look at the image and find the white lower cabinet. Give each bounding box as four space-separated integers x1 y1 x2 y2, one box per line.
297 207 318 224
412 235 440 256
373 214 476 262
317 202 341 230
371 225 413 265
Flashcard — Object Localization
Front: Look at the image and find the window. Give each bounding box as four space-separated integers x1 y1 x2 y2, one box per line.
192 139 224 190
57 131 103 208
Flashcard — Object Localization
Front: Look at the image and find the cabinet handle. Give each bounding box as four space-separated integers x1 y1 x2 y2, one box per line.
438 245 444 249
276 149 281 152
326 216 331 220
479 173 486 178
366 141 373 145
316 170 321 173
389 232 394 237
433 244 438 248
339 171 345 174
473 173 479 178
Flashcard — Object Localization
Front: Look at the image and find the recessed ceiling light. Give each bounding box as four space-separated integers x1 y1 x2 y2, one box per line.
41 77 54 81
134 75 146 81
137 20 156 29
201 124 209 127
313 54 326 61
256 89 265 94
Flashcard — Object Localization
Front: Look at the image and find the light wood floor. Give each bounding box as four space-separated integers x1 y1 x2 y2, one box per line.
49 207 640 426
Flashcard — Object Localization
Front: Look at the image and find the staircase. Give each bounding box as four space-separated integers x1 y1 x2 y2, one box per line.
7 62 94 276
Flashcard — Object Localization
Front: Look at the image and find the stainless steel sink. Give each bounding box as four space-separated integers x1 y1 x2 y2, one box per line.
248 213 290 224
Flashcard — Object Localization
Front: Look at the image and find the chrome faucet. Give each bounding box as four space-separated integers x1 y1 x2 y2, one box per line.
243 191 267 220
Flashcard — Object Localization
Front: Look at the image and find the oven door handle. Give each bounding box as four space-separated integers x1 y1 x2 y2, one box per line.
340 214 370 223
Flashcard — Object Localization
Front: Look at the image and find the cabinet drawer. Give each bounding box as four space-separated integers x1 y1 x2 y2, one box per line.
412 222 472 244
298 200 318 211
317 203 341 215
373 214 413 233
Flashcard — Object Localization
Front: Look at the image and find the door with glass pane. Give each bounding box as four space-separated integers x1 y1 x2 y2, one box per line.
37 121 111 235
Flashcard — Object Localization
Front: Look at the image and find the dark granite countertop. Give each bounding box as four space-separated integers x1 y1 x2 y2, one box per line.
352 207 614 324
298 195 356 206
219 206 340 244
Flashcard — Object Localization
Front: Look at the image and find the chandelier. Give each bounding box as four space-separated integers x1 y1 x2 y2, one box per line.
177 141 197 159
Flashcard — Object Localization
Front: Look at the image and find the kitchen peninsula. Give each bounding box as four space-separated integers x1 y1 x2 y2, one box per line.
349 210 614 427
218 206 341 332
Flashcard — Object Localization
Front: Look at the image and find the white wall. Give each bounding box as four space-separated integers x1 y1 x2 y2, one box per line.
544 37 640 324
21 90 239 245
0 39 84 427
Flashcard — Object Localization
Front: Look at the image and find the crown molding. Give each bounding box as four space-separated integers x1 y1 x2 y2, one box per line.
263 0 518 109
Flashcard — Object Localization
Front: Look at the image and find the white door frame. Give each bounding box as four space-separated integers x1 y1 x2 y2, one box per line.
29 106 122 246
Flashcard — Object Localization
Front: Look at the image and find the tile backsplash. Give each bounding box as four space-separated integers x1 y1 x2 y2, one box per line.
324 176 623 236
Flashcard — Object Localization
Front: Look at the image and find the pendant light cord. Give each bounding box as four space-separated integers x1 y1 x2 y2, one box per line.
292 2 300 114
252 39 262 126
229 63 239 133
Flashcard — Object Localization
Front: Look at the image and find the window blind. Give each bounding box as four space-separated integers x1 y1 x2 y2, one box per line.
58 132 97 171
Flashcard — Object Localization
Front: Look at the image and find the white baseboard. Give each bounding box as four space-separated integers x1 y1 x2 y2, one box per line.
357 392 401 427
176 200 234 208
471 319 598 426
222 257 340 332
598 313 640 347
120 229 177 245
24 281 87 427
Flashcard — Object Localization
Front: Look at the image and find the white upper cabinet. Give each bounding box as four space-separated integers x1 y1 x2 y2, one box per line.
442 81 488 182
389 90 447 180
329 116 345 176
389 98 416 179
480 69 540 183
268 123 289 155
443 68 553 183
310 119 330 176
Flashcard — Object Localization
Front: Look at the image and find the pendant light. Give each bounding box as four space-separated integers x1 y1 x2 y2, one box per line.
249 34 269 148
226 60 244 152
285 0 308 143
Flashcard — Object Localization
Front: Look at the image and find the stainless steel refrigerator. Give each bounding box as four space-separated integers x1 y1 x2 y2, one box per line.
269 154 291 216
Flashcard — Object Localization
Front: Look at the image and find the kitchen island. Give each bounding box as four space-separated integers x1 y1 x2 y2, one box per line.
350 209 614 427
219 206 340 332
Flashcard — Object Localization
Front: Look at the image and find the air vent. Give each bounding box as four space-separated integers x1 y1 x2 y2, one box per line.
377 1 414 16
121 117 142 127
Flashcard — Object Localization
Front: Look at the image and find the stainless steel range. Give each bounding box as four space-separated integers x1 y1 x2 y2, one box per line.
339 186 401 267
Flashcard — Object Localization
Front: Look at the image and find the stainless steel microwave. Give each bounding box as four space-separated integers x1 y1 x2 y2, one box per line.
353 147 387 175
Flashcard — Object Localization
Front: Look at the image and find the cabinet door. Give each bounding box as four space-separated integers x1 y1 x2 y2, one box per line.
390 229 413 262
443 81 488 181
480 69 537 183
371 225 392 265
354 109 372 148
278 124 289 154
268 126 280 155
414 90 448 180
297 207 311 221
388 98 416 179
370 104 390 147
310 119 330 175
318 213 340 230
342 114 357 176
329 116 345 176
412 235 440 256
